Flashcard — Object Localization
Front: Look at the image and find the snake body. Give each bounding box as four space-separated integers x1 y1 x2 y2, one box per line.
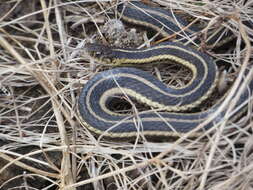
117 1 198 38
78 1 253 139
116 1 232 46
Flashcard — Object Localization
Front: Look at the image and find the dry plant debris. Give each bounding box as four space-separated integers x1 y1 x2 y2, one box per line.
0 0 253 189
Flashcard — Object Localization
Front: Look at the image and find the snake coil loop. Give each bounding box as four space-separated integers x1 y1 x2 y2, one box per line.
78 1 253 140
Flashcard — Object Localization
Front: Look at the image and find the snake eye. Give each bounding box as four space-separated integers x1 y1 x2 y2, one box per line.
89 51 101 57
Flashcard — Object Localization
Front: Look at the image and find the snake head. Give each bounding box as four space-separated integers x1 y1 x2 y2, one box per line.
85 43 114 64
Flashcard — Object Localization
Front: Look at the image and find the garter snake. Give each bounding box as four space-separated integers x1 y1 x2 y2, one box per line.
78 1 253 139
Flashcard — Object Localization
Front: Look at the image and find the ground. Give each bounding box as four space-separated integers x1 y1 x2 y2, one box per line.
0 0 253 189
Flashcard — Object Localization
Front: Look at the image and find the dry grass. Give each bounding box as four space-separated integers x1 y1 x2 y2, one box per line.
0 0 253 189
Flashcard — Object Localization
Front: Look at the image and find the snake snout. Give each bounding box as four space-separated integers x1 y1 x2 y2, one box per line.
85 43 112 58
